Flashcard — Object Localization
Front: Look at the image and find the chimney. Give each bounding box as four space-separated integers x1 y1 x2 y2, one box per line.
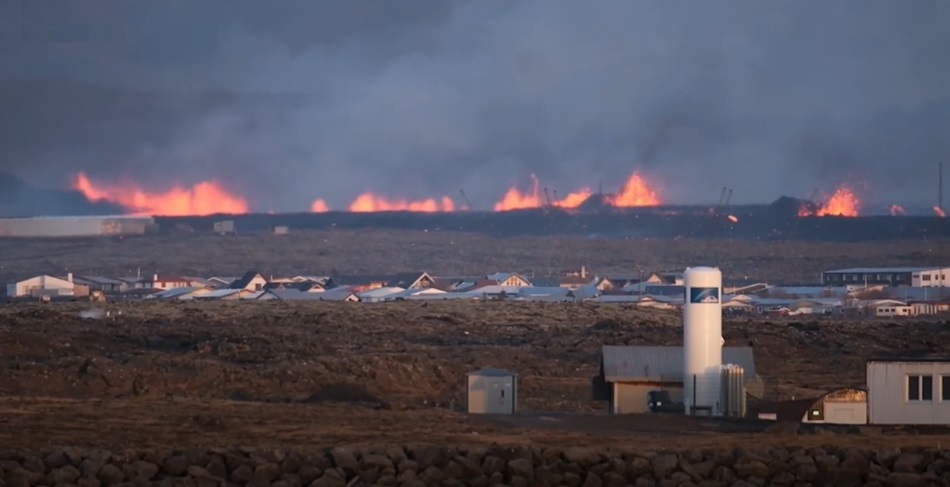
153 273 158 282
67 272 72 283
581 266 587 279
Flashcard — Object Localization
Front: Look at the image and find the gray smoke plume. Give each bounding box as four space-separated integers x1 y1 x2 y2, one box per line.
1 0 948 213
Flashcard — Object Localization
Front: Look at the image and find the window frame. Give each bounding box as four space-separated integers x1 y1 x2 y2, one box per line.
907 374 934 402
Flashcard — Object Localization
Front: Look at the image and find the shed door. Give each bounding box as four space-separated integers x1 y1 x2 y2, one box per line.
488 378 512 414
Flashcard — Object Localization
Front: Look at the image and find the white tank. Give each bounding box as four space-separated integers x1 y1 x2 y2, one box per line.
683 266 723 416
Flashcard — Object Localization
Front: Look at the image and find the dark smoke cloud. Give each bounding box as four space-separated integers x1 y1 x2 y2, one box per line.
1 0 948 212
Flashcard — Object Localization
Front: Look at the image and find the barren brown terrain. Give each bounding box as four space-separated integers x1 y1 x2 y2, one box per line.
0 231 948 283
2 300 950 451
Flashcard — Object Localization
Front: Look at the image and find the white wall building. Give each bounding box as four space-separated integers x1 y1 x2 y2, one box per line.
7 274 77 297
912 268 950 287
867 359 950 425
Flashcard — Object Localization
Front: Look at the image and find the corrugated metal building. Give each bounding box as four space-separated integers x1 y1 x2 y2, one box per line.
0 216 155 238
867 358 950 425
594 345 756 414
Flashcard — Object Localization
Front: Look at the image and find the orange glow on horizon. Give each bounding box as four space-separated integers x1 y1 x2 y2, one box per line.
889 205 906 216
72 172 248 216
310 199 330 213
348 193 455 212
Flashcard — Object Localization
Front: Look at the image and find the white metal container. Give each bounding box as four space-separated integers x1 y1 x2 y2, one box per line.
683 266 723 416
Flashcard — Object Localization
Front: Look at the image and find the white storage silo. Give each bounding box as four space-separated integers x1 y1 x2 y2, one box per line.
683 266 723 416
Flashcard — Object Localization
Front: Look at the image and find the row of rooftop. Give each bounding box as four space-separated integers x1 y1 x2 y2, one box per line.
7 266 950 317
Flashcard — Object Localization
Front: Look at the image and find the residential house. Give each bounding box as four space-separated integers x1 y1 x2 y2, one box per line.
485 272 532 287
74 276 125 293
151 274 192 291
195 288 258 300
264 280 326 293
529 276 595 290
327 275 393 292
148 286 214 301
207 277 238 289
644 272 684 285
386 272 436 289
117 276 150 291
230 271 268 292
6 274 87 298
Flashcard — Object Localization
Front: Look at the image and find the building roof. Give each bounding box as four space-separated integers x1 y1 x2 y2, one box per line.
76 276 124 285
467 367 517 377
387 272 432 288
822 267 937 274
230 271 264 289
867 356 950 363
600 345 756 383
154 274 191 282
261 289 328 301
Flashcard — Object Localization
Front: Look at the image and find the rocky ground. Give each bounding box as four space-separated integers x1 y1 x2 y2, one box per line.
2 301 950 450
0 231 948 283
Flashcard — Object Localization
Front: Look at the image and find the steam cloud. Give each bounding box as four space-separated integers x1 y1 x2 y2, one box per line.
1 0 949 212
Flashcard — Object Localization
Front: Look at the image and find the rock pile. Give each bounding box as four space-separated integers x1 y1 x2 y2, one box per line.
1 445 948 487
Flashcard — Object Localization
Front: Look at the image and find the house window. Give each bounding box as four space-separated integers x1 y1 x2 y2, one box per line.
943 376 950 401
255 283 263 291
923 275 932 281
908 375 933 401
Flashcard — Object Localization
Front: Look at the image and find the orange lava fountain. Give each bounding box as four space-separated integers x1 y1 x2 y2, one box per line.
348 193 455 212
799 185 860 217
72 172 249 216
310 199 330 213
605 172 662 207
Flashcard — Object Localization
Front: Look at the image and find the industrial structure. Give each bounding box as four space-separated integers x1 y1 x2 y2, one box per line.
595 345 755 414
867 358 950 425
0 215 155 238
820 267 950 287
683 266 724 416
466 368 517 414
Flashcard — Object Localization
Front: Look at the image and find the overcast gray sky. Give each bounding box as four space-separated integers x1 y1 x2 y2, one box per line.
1 0 948 211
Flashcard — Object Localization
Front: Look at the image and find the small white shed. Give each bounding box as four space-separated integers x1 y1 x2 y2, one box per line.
867 358 950 425
466 368 517 414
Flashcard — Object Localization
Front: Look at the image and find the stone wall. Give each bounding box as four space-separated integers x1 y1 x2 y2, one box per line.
1 445 947 487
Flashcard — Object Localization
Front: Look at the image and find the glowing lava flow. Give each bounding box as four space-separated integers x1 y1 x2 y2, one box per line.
799 185 860 217
348 193 455 212
936 206 947 218
72 172 248 216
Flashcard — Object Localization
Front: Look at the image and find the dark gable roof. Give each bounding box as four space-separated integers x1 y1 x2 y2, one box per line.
387 272 430 288
230 271 264 289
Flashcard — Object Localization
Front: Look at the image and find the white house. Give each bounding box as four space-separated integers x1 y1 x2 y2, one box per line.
867 358 950 425
7 274 79 297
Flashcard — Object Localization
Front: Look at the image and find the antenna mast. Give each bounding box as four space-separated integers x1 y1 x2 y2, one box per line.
458 189 474 211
